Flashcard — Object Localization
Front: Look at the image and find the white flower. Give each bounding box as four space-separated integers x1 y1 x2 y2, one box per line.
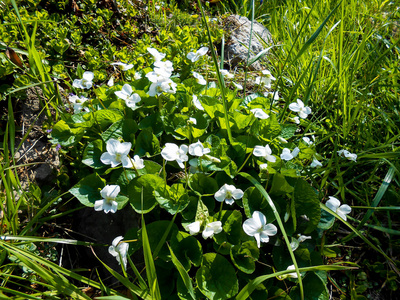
134 72 142 80
297 234 312 243
161 143 189 168
250 108 269 119
188 117 197 125
289 99 312 119
286 265 298 278
260 163 269 170
253 145 276 162
73 71 94 89
154 60 173 78
255 70 276 88
189 141 211 157
220 69 234 79
111 62 134 71
114 84 141 110
214 184 244 205
292 116 300 124
302 136 314 145
192 95 204 110
148 78 177 96
337 149 357 162
193 72 207 85
310 157 322 168
107 76 114 87
277 137 288 144
326 196 352 221
185 221 201 235
202 221 223 239
108 236 129 269
232 82 243 90
187 47 208 62
280 147 300 161
131 155 145 170
101 139 133 168
94 185 120 214
264 91 280 101
243 211 278 248
147 47 166 61
68 95 90 113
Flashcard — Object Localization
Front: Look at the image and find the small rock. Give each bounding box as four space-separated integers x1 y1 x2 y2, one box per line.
224 15 273 71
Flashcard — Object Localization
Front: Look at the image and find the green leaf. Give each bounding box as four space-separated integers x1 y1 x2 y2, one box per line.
101 119 138 143
135 128 161 157
289 272 329 300
90 109 124 130
82 139 105 169
189 173 219 195
69 173 106 207
154 183 191 215
218 210 243 245
50 120 85 146
170 231 203 269
269 173 294 196
128 174 164 213
243 187 275 222
196 253 239 300
230 241 259 274
293 179 321 234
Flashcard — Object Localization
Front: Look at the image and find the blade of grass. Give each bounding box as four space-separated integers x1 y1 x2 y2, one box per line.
235 264 357 300
239 172 304 300
168 244 196 300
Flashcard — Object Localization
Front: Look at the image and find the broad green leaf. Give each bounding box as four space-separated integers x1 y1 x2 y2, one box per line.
269 173 294 196
170 231 203 270
280 124 298 139
230 241 259 274
189 173 219 195
50 120 85 146
101 119 138 143
128 174 164 213
135 128 161 157
243 187 275 222
82 139 105 169
216 210 243 245
293 179 321 234
90 109 123 130
196 253 239 300
289 272 329 300
154 183 190 215
69 173 106 207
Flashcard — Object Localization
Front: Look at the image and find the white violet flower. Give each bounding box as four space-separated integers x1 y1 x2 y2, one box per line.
250 108 269 119
297 234 312 243
243 211 278 248
202 221 223 239
232 82 243 90
326 196 352 221
289 99 312 119
147 47 166 61
189 141 211 157
220 69 234 79
187 47 208 62
111 62 134 71
337 149 357 162
310 157 322 168
134 72 142 80
193 72 207 85
107 76 114 87
114 84 141 110
161 143 189 168
131 155 145 170
185 221 201 235
108 236 129 269
68 95 90 113
192 95 205 110
255 70 276 88
285 265 299 278
100 139 133 168
73 71 94 89
253 145 276 162
214 184 244 205
94 185 120 214
280 147 300 161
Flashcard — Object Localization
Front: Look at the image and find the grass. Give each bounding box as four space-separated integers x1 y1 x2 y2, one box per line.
0 0 399 299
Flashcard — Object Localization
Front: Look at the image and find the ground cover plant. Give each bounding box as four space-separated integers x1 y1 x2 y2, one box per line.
0 0 399 299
